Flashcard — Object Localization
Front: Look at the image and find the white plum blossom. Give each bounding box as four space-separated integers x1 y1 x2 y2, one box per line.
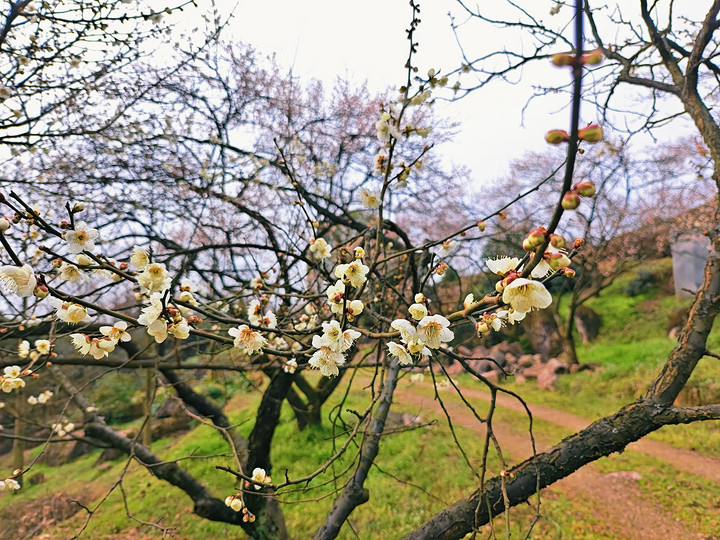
88 338 116 359
225 495 244 512
408 303 428 321
439 240 458 258
34 339 51 355
70 334 92 355
391 319 418 344
247 300 277 328
416 315 454 349
18 340 30 358
501 278 552 313
229 325 267 354
146 319 169 344
334 260 369 288
360 189 380 209
59 263 88 283
390 319 430 355
346 299 364 319
386 342 413 366
136 262 171 293
48 297 90 324
315 320 360 353
168 320 190 340
100 321 132 344
0 264 36 297
64 222 99 253
486 257 521 276
376 112 401 143
309 238 332 260
308 346 345 377
250 467 271 489
130 246 150 269
137 293 164 327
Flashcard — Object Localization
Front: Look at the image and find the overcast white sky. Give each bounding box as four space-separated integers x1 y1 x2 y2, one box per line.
215 0 695 186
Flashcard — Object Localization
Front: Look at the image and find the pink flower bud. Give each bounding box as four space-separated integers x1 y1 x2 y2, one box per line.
562 267 576 278
523 227 547 251
575 181 596 197
545 129 570 144
33 284 49 298
546 251 571 270
573 238 586 250
549 234 566 249
578 124 603 142
476 321 489 334
562 191 581 210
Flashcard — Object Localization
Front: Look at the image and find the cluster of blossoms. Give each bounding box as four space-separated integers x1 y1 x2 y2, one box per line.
0 478 20 492
387 294 453 366
18 339 52 361
223 468 270 521
27 390 53 405
52 420 75 437
247 299 277 329
308 320 361 377
283 358 298 374
0 366 25 393
308 237 332 260
375 108 402 144
325 255 368 320
224 494 255 522
70 320 133 359
293 304 319 332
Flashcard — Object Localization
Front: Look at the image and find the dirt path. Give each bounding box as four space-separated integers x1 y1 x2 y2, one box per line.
393 383 705 540
433 383 720 484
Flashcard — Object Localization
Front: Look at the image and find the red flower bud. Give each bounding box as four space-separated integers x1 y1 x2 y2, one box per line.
562 267 576 278
573 238 586 250
545 129 570 144
562 191 581 210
